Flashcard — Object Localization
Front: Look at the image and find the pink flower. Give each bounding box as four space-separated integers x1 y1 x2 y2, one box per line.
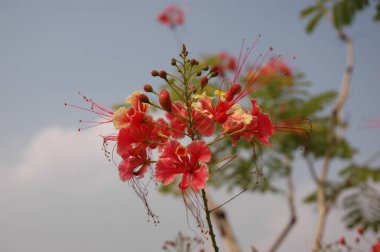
157 5 185 28
155 140 211 191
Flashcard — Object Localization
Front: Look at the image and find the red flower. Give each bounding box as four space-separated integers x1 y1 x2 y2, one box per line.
357 227 364 235
260 58 293 77
214 52 237 77
243 99 275 145
157 5 185 28
221 99 275 146
117 115 162 159
339 237 346 245
113 91 149 129
372 238 380 252
166 101 215 138
119 148 150 181
155 140 211 191
165 102 188 138
191 42 269 126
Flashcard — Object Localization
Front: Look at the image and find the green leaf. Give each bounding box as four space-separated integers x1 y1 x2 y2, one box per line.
333 2 343 29
300 5 320 18
306 12 324 33
353 0 369 11
341 0 353 26
374 2 380 21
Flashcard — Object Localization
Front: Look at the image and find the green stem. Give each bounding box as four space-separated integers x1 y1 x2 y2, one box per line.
201 189 219 252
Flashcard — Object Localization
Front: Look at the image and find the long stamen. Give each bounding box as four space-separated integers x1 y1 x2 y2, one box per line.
274 117 312 140
78 92 114 115
232 35 261 85
64 103 112 119
234 46 273 101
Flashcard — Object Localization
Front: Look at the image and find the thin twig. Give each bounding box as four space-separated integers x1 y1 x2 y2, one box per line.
207 191 242 252
364 150 380 166
210 189 247 213
201 189 219 252
306 155 321 185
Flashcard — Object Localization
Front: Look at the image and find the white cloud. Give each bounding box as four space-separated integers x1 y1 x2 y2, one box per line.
0 125 376 252
0 125 190 252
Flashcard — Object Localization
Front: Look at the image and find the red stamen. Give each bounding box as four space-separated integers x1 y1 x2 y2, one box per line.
65 92 115 131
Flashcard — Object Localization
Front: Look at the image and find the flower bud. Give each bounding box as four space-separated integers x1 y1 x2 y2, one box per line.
138 93 150 103
200 76 208 88
159 70 167 79
356 227 364 235
151 70 159 77
210 71 219 78
190 59 197 65
181 44 187 54
171 58 176 66
339 237 346 245
215 112 228 124
225 84 241 101
144 84 153 92
159 90 172 112
210 66 218 73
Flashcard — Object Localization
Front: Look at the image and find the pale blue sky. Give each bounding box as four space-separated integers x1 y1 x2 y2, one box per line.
0 0 379 251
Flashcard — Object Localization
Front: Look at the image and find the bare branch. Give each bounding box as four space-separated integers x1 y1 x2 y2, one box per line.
333 31 354 121
310 27 354 252
268 164 297 252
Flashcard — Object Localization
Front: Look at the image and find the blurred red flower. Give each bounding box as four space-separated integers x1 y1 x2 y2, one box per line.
157 5 185 28
372 238 380 252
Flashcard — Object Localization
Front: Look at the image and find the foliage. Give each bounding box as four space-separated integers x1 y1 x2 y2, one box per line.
300 0 380 33
304 162 380 232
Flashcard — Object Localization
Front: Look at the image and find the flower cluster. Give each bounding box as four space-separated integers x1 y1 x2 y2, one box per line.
157 5 185 29
322 227 380 252
67 43 310 227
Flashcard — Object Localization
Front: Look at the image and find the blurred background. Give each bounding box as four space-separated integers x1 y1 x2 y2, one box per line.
0 0 379 251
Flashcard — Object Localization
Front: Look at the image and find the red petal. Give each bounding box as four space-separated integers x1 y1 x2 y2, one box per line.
187 140 211 166
179 173 190 191
118 159 134 181
160 140 180 160
155 158 182 185
191 164 209 191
